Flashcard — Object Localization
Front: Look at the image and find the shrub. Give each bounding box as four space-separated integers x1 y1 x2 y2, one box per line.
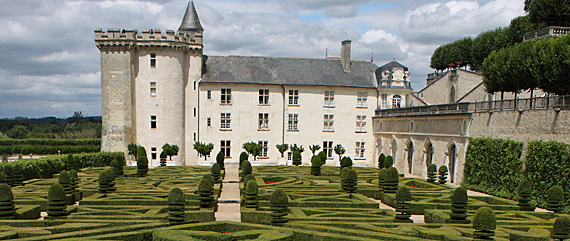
47 183 67 217
0 139 100 155
317 151 327 164
378 153 385 169
66 154 75 171
340 167 350 179
2 165 13 187
269 189 288 225
438 165 448 184
243 174 256 188
211 163 221 184
167 187 185 225
241 160 252 181
113 153 125 176
552 216 570 241
137 146 149 177
343 169 358 197
310 155 323 176
244 180 259 209
340 156 353 174
12 164 23 186
106 168 116 192
378 168 387 192
0 184 15 217
383 156 393 169
98 171 110 194
69 170 79 198
395 186 412 222
239 152 248 170
473 207 496 239
58 171 72 195
292 151 302 166
427 164 437 182
384 167 399 193
198 179 214 208
450 187 468 220
517 179 535 211
160 151 167 167
216 151 225 171
547 185 565 213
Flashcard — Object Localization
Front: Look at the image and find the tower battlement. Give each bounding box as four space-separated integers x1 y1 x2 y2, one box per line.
95 28 203 52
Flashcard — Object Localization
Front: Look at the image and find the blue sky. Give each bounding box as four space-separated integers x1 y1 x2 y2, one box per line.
0 0 525 118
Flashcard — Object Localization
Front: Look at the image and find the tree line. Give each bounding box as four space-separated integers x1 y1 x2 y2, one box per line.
0 112 101 139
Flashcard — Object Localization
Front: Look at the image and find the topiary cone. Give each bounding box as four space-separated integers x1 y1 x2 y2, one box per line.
378 168 387 192
547 185 565 213
343 169 358 197
198 179 214 208
167 187 185 225
244 180 259 209
517 179 535 211
106 168 116 192
240 160 252 181
384 167 399 193
66 154 75 171
340 167 350 191
69 170 81 201
383 156 393 169
449 187 468 220
473 207 496 239
137 147 148 177
378 153 385 169
58 171 72 196
438 165 448 184
98 171 110 195
211 163 221 184
394 186 412 222
3 165 14 187
12 165 23 187
0 184 16 218
270 189 289 225
427 164 437 183
551 216 570 241
47 183 67 217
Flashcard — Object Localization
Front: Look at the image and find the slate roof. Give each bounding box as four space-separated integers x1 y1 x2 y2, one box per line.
179 1 203 31
201 55 379 88
378 60 408 71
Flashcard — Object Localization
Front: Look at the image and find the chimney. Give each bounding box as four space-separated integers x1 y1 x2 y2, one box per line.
341 40 351 72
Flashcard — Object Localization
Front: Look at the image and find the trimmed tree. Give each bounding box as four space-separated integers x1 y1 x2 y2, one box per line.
378 153 386 169
239 151 249 170
0 184 15 218
193 142 214 161
290 144 304 154
216 151 225 171
159 151 167 167
243 142 262 161
517 179 535 211
473 207 496 239
58 171 72 198
98 171 110 195
551 216 570 241
275 144 289 158
69 170 81 201
66 154 75 171
270 189 289 225
198 178 214 208
383 156 393 169
47 183 67 217
137 146 149 177
244 180 259 209
211 163 221 184
292 151 302 166
340 156 353 174
113 153 125 176
340 166 350 191
385 167 399 193
162 143 179 161
3 165 13 187
334 144 346 161
450 187 468 221
241 160 252 181
127 143 141 163
427 164 437 182
547 185 565 213
309 144 321 155
12 164 23 187
167 187 185 225
438 165 448 184
310 155 324 176
317 151 327 164
106 168 116 192
378 168 387 192
344 169 358 198
394 186 413 222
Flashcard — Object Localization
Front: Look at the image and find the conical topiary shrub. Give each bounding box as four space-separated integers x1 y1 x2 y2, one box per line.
438 165 448 184
384 167 399 193
547 185 565 213
343 169 358 198
310 155 323 176
243 174 256 187
160 151 167 167
113 153 125 176
270 189 289 225
244 180 259 209
551 216 570 241
383 156 393 169
239 152 249 170
340 167 350 191
473 207 496 239
137 146 148 177
394 186 412 222
517 179 535 211
378 153 386 169
450 187 468 221
98 171 110 195
317 151 327 165
47 183 67 217
69 170 81 201
198 178 214 208
167 187 185 225
3 165 14 187
211 163 221 184
378 168 387 192
241 160 252 181
216 151 225 171
12 164 23 187
292 151 301 166
106 168 116 192
66 154 75 171
58 171 72 197
340 156 353 174
427 164 437 182
0 184 16 218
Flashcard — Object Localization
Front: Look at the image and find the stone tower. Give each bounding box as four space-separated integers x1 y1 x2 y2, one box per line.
95 1 203 166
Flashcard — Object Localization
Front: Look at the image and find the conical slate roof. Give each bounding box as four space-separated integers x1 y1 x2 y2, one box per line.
179 1 203 31
378 60 408 71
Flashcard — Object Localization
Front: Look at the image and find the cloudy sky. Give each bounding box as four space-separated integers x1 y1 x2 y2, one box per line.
0 0 525 118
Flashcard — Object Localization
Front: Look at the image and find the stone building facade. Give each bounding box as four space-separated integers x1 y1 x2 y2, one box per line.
95 1 413 167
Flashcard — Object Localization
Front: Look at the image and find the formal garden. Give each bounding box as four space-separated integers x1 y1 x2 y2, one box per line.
0 138 567 240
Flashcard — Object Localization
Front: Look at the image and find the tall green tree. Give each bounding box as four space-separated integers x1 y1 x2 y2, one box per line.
193 142 214 160
243 142 262 161
525 0 570 26
275 144 288 157
162 143 179 161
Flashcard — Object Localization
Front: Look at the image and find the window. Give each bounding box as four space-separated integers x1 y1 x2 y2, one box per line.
151 147 157 160
324 91 335 106
356 115 366 132
151 115 157 129
323 114 334 131
381 94 388 109
221 88 231 104
287 152 292 161
220 113 231 130
357 92 367 107
392 95 402 108
356 142 365 159
150 53 156 67
258 140 268 158
258 113 269 130
207 117 211 127
259 89 269 105
221 140 231 157
323 141 333 158
288 90 299 105
193 107 196 117
150 82 157 97
288 114 298 131
193 132 196 142
207 90 211 99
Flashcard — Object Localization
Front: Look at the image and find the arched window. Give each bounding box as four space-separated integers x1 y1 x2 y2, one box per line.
392 95 402 108
425 141 434 168
448 144 457 183
407 140 414 174
390 138 397 162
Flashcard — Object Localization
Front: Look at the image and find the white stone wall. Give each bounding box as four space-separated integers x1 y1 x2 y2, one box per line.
184 51 203 166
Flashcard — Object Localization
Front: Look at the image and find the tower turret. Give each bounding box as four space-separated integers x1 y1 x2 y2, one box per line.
179 1 203 34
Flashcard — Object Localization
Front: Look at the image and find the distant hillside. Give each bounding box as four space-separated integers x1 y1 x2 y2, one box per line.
0 112 102 139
